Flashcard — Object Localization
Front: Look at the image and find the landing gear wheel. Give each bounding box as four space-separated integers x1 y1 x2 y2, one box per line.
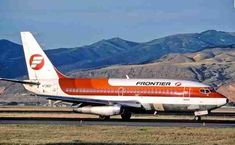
121 112 132 121
194 116 201 121
99 115 110 120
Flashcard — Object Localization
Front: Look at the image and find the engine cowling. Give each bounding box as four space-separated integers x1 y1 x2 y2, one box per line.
73 106 121 116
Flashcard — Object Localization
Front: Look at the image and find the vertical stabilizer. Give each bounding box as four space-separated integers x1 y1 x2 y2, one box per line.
21 32 59 80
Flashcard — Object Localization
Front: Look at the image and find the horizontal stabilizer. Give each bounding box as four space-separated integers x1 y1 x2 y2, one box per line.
0 78 39 85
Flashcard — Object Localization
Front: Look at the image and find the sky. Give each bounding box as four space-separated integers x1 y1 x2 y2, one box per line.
0 0 234 49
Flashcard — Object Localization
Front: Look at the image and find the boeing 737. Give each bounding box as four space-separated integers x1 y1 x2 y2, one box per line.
0 32 228 120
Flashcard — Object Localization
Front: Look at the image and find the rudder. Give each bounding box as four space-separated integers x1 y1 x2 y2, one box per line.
21 32 59 80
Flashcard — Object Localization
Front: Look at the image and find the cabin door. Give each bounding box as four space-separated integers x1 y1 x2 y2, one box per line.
118 87 125 96
183 87 191 98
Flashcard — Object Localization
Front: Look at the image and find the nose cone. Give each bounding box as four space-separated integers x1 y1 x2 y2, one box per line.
216 92 228 106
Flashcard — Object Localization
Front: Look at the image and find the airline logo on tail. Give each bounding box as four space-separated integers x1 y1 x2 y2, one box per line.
29 54 44 70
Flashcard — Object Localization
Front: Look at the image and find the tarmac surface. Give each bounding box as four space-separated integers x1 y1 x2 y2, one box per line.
0 106 235 128
1 118 235 128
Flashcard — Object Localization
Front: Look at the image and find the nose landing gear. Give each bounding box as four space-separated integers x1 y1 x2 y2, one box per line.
194 110 208 121
194 116 201 121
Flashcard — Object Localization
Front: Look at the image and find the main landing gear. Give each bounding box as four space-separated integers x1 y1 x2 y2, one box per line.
194 110 208 121
99 112 132 121
121 112 132 120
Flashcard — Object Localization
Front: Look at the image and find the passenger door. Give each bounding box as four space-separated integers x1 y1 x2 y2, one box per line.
118 87 125 96
183 87 191 101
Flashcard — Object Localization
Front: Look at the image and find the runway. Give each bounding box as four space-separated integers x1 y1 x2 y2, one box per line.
1 117 235 128
0 106 234 128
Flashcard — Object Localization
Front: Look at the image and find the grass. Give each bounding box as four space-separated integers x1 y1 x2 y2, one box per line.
0 124 235 145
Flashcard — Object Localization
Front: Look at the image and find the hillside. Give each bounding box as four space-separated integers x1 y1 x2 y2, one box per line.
0 40 27 78
70 47 235 84
0 38 140 78
217 82 235 103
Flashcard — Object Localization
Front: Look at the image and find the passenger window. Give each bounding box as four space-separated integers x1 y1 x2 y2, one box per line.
151 90 154 94
155 90 158 94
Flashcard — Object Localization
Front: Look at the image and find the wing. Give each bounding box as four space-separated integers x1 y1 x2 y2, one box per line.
43 95 142 108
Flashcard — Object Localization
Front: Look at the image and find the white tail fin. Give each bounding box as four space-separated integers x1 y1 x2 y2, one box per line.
21 32 59 80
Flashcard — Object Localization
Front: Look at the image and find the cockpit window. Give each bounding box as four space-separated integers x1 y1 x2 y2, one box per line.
209 87 216 92
200 88 211 94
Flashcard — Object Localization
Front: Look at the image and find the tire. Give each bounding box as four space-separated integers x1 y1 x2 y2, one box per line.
121 112 132 120
194 116 201 121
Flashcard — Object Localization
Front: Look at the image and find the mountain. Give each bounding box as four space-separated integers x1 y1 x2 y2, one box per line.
66 30 235 72
46 37 140 72
0 37 140 78
0 40 27 78
0 30 235 78
229 32 235 36
70 47 235 85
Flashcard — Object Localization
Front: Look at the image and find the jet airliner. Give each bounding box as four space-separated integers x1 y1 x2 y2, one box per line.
0 32 228 120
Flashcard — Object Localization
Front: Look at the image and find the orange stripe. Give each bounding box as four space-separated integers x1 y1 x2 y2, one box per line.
58 78 225 98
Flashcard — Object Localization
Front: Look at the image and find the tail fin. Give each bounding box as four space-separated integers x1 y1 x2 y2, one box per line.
21 32 64 80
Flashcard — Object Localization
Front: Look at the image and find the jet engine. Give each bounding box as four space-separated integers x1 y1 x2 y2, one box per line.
73 105 121 116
